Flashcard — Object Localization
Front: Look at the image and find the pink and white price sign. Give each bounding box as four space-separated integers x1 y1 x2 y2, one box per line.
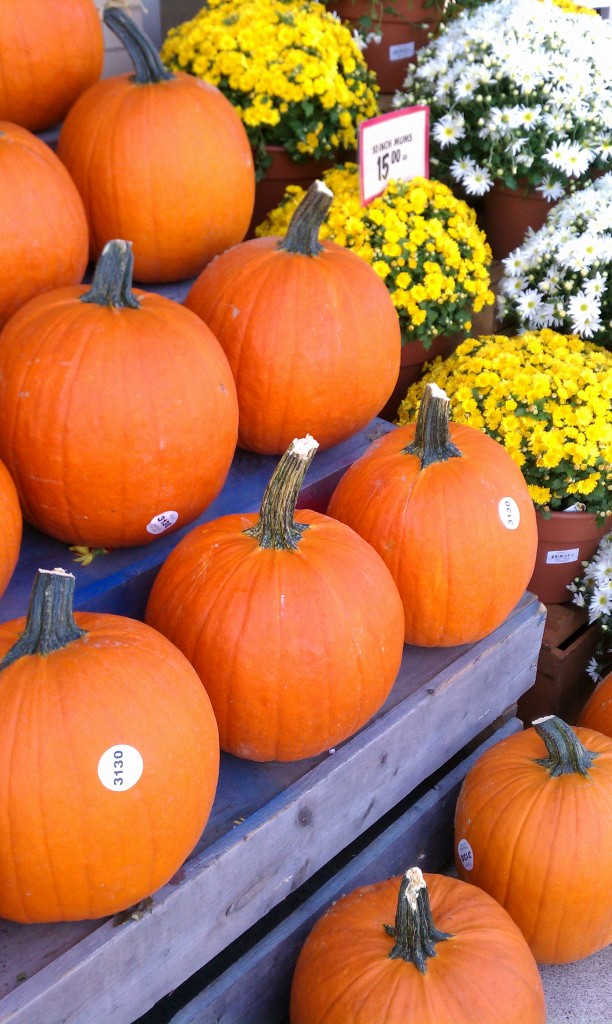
358 105 429 205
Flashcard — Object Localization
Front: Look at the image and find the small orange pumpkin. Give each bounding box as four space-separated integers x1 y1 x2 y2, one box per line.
0 458 22 602
290 867 546 1024
0 0 103 132
454 715 612 963
0 239 238 548
185 180 401 454
328 382 538 646
0 567 220 923
579 672 612 737
56 7 255 282
146 435 405 762
0 123 89 328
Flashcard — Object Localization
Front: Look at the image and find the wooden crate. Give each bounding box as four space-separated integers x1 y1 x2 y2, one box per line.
0 395 546 1024
518 601 600 725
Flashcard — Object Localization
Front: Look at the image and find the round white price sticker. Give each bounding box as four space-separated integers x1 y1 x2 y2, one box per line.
498 496 520 530
146 510 179 535
98 745 144 792
457 838 474 871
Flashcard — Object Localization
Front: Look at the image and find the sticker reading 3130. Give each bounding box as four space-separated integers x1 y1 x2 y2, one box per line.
146 510 179 535
498 496 520 530
98 745 144 791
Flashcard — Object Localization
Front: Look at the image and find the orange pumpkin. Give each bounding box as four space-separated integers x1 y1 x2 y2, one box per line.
579 672 612 737
454 715 612 964
327 382 538 646
56 7 255 283
0 0 103 132
0 239 238 548
0 567 220 923
0 458 22 602
0 123 89 328
184 180 401 454
146 435 405 762
290 867 546 1024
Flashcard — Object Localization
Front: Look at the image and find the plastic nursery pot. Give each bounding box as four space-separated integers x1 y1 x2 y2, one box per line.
527 509 610 605
482 184 556 260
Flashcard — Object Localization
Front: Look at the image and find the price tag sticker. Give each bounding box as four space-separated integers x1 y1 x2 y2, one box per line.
358 105 429 205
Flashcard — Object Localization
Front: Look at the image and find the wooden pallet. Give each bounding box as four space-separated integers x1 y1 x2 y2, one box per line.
518 601 600 725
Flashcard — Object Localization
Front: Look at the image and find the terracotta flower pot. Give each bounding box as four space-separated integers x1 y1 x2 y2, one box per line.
527 509 610 606
247 145 336 238
333 0 441 93
482 184 555 260
378 332 463 422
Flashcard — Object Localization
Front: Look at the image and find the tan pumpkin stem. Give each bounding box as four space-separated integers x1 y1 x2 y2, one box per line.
103 7 174 84
384 867 452 973
278 181 333 257
81 239 141 309
533 715 599 778
0 569 86 672
403 382 462 468
244 435 319 549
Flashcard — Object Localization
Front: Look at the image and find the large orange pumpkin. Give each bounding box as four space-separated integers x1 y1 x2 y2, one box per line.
0 567 220 923
56 7 255 283
184 180 401 454
327 382 538 646
0 239 238 548
0 458 22 602
0 0 103 132
454 715 612 963
146 435 405 762
579 672 612 737
290 867 546 1024
0 123 89 328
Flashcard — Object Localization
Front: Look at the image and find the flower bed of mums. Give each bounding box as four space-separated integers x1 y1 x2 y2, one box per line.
256 164 494 348
160 0 379 178
397 330 612 518
498 172 612 349
392 0 612 199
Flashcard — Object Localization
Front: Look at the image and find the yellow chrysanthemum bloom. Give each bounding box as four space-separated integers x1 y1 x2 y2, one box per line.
256 163 494 347
397 330 612 515
161 0 379 177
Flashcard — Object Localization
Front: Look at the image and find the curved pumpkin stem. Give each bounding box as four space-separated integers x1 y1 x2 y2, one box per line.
403 383 462 468
0 569 87 673
103 6 174 84
384 868 452 973
81 239 141 309
244 435 319 550
278 180 333 257
533 715 599 778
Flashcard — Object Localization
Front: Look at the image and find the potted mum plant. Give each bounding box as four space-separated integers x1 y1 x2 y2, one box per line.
397 329 612 604
256 162 494 418
160 0 379 226
569 530 612 684
497 173 612 351
393 0 612 258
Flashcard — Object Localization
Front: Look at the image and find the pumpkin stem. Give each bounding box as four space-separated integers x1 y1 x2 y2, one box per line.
384 868 452 973
278 181 333 257
244 435 319 550
402 383 462 468
0 569 87 673
533 715 599 778
80 240 141 309
103 6 174 84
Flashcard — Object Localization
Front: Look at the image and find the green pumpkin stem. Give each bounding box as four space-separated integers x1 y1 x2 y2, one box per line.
81 239 140 309
384 867 452 973
244 435 319 550
278 180 333 257
403 383 462 468
0 569 87 673
533 715 599 778
103 6 174 84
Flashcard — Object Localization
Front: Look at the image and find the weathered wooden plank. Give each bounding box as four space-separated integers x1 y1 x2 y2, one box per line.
0 594 545 1024
168 716 522 1024
0 418 394 623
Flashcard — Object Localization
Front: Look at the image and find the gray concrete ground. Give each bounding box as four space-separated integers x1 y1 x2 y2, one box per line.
540 943 611 1023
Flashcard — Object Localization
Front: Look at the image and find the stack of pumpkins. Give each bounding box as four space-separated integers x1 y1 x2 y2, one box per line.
0 5 610 1022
